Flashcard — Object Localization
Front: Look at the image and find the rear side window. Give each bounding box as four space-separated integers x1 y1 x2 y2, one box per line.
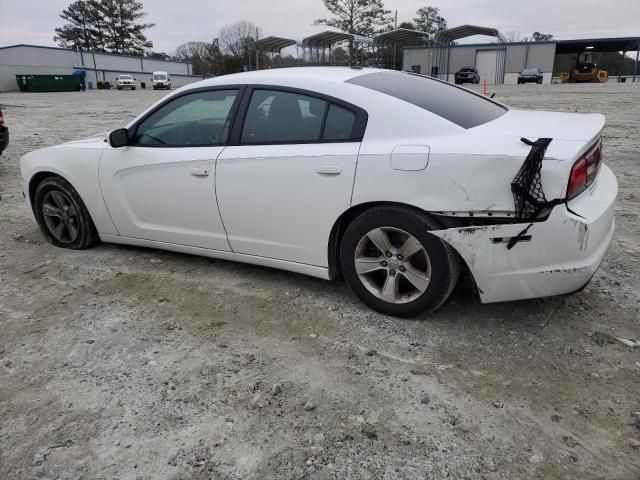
323 104 356 140
347 71 507 129
241 90 326 144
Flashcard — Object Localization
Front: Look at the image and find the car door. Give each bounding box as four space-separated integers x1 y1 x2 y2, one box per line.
216 87 367 267
99 87 241 250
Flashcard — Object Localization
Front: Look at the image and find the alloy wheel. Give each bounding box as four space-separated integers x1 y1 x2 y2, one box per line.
354 227 431 304
41 190 79 244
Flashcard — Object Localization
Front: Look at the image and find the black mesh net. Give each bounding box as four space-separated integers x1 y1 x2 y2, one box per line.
511 137 554 220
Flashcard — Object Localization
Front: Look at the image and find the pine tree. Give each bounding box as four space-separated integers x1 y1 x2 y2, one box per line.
314 0 391 63
314 0 391 37
54 0 154 55
54 1 95 50
413 6 447 35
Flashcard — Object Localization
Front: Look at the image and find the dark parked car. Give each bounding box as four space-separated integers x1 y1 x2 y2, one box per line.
518 68 543 84
454 67 480 85
0 106 8 155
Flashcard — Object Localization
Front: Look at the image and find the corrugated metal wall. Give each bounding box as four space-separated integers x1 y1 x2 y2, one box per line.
0 45 198 92
402 42 557 84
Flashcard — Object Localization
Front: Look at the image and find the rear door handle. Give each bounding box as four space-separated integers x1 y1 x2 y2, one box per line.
316 165 342 175
190 167 210 177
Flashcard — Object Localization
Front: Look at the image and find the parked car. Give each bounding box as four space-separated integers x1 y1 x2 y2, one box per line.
115 74 136 90
455 67 480 85
518 68 544 84
0 105 8 155
151 71 172 90
19 68 616 317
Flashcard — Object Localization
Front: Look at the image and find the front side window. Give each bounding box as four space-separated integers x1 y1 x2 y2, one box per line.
134 89 238 146
241 90 327 144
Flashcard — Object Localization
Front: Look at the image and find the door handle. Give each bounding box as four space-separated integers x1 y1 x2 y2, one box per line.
190 167 209 177
316 165 342 175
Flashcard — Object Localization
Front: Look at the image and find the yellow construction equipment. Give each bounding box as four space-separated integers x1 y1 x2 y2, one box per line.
561 51 608 83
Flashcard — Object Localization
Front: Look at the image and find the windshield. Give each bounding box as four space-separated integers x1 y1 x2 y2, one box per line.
347 71 507 129
522 69 539 75
153 74 167 80
120 75 133 80
460 68 474 72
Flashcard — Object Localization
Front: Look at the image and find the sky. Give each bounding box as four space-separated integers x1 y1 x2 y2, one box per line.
0 0 639 54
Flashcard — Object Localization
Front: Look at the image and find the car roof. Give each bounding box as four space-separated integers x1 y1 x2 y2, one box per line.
187 67 380 89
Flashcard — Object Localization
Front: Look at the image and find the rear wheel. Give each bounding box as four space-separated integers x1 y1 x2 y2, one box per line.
34 176 99 249
340 206 459 317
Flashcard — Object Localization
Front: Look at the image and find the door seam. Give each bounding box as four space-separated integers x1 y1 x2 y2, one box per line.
214 146 234 252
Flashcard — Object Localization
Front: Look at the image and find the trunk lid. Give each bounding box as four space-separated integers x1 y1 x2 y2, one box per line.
473 109 605 143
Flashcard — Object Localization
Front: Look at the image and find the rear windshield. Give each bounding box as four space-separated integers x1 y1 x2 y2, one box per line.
460 68 475 72
347 71 507 129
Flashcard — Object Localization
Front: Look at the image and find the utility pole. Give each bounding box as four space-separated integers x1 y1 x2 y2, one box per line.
255 27 260 70
392 10 398 69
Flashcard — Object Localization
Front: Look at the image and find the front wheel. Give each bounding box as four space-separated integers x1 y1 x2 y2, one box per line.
340 206 459 317
34 176 99 249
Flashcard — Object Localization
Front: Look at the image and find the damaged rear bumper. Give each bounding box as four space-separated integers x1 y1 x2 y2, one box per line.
432 165 617 303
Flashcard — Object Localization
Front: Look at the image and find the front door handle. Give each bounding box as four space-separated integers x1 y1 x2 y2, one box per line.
190 167 210 177
316 165 342 175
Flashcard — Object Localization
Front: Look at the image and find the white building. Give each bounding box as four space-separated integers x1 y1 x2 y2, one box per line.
0 44 202 92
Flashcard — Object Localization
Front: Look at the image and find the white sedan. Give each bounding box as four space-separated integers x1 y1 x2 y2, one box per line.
19 68 617 316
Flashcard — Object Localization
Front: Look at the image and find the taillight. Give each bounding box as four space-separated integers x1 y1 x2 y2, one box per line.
567 139 602 200
0 106 4 126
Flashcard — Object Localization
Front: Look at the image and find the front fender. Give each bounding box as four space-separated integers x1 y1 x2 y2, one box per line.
20 146 118 235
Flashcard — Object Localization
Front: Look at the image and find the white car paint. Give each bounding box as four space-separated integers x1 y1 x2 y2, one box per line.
19 67 617 306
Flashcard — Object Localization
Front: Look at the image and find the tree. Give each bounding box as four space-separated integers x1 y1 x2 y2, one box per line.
314 0 391 64
53 0 154 55
219 20 259 57
96 0 154 55
413 6 447 35
504 31 524 43
54 1 96 50
398 21 416 30
531 32 554 42
174 41 220 75
314 0 391 37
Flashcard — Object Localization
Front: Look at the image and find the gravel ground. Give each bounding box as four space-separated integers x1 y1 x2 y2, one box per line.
0 83 639 480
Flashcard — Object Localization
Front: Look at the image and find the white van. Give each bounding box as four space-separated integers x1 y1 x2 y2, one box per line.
151 71 171 90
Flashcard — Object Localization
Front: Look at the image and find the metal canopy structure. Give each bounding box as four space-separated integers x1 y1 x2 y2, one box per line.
247 36 297 53
301 30 373 65
430 25 507 84
302 31 353 49
434 25 505 44
373 28 429 47
555 36 640 54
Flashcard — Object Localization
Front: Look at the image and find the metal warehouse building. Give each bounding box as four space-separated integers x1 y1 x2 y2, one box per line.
0 44 202 92
402 30 640 85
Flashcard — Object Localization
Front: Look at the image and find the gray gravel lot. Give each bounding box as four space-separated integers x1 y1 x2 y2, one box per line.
0 83 639 480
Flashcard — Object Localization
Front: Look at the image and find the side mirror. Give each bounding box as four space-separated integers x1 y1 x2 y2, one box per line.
109 128 130 148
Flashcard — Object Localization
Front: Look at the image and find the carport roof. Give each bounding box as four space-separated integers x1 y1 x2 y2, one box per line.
373 28 429 47
434 25 505 44
302 31 354 48
247 36 297 53
555 37 640 53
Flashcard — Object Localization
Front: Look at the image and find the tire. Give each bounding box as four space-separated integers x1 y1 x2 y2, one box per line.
117 86 122 90
538 79 543 84
132 87 136 90
339 206 460 317
33 176 99 250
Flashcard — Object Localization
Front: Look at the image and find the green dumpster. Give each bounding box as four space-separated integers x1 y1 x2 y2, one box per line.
15 74 84 92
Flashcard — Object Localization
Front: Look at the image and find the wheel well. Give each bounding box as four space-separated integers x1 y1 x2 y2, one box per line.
29 171 62 208
327 201 445 279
